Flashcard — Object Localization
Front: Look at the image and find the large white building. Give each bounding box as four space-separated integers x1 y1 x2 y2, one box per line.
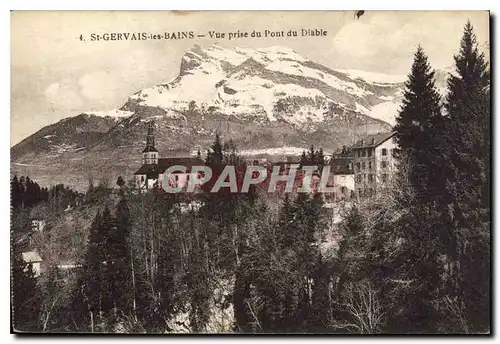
351 132 397 198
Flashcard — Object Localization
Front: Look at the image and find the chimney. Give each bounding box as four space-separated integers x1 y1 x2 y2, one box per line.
371 137 375 144
360 139 364 146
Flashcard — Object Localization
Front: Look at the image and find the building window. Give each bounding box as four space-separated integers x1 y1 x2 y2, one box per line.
391 149 397 157
368 148 372 157
382 174 388 182
381 161 388 168
382 148 388 156
362 162 366 170
368 161 372 170
359 189 363 197
356 162 361 171
341 186 346 194
368 174 374 182
361 149 366 157
356 174 361 183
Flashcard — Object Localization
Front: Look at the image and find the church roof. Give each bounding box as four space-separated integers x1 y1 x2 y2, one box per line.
142 146 158 153
134 164 159 176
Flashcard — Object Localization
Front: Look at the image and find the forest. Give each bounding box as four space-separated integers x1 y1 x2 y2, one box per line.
11 22 490 334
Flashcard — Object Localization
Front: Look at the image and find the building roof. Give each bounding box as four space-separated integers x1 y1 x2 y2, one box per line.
134 157 205 176
22 251 42 263
134 164 159 176
352 132 395 149
142 146 158 153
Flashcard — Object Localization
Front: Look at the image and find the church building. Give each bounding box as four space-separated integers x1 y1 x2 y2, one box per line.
134 122 204 191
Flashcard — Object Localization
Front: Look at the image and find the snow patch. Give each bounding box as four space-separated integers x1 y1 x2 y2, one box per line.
266 61 371 97
355 103 370 115
83 110 134 118
367 101 401 126
379 95 394 101
239 146 307 156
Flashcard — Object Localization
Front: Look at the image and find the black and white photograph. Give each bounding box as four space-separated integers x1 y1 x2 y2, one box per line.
10 10 491 334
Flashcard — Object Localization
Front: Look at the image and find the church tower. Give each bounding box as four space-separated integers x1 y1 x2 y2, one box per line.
142 121 158 165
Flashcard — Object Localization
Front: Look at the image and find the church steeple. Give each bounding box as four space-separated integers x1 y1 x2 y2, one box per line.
146 121 155 149
142 121 158 165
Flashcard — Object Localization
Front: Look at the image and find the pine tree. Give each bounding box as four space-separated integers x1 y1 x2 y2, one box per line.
390 45 449 333
289 193 325 331
18 176 26 208
205 133 224 168
299 150 307 168
99 206 118 317
310 256 331 332
234 198 293 333
74 207 118 330
12 253 42 331
334 205 364 311
444 20 489 211
317 148 325 171
277 194 297 250
116 176 125 188
11 175 22 209
109 198 133 316
337 205 364 265
441 21 490 333
394 46 444 200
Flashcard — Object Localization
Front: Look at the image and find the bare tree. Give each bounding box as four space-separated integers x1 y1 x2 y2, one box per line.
331 280 385 334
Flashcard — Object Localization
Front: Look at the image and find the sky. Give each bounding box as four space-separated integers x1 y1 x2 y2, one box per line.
10 10 489 146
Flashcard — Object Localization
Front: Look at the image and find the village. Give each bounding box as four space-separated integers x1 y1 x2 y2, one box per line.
133 122 398 201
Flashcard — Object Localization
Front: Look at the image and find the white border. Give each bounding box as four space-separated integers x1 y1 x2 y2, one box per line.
3 1 497 343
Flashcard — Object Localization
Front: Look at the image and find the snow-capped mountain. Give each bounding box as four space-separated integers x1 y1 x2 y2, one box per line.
12 44 412 190
122 44 403 127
